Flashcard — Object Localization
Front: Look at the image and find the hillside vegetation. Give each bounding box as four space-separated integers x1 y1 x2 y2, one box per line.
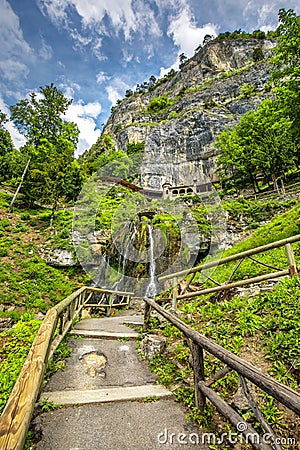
0 7 299 448
148 203 300 448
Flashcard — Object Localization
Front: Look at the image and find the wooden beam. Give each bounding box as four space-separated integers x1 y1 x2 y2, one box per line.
158 234 300 281
198 382 273 450
54 286 87 315
177 269 290 300
0 309 58 450
144 297 300 415
190 343 205 411
85 287 134 296
205 365 232 387
285 243 298 277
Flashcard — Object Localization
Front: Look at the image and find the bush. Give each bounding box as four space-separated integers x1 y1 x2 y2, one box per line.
147 96 174 113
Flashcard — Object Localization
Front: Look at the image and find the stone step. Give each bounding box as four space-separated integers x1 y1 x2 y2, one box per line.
40 384 172 406
69 329 138 338
70 315 143 339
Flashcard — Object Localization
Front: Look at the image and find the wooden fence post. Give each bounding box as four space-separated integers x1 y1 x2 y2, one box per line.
285 243 298 277
106 294 113 317
190 342 206 412
143 302 151 331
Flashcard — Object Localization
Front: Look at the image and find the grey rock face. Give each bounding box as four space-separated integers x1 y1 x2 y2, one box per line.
102 38 276 191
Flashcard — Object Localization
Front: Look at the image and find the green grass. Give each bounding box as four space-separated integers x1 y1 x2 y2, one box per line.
0 317 41 414
144 203 300 445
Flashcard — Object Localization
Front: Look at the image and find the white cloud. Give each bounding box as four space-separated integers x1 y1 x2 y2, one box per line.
168 6 218 57
242 0 300 32
96 71 110 85
38 0 162 58
37 0 69 26
38 37 53 60
106 86 122 106
63 100 102 156
0 0 34 82
105 77 130 106
60 82 81 98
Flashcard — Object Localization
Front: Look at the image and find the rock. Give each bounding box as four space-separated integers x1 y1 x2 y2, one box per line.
140 334 166 361
98 38 276 192
46 249 77 267
34 312 45 321
0 317 12 333
231 382 259 412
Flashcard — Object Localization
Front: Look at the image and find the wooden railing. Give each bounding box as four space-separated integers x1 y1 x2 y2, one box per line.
158 233 300 309
142 234 300 449
143 296 300 449
0 286 133 450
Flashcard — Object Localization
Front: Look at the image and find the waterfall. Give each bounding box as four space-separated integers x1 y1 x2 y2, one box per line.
145 223 157 298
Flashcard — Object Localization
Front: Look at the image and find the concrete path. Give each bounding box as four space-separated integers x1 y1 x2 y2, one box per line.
32 314 208 449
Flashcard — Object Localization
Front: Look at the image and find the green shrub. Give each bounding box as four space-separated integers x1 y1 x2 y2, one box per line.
0 319 41 413
147 95 174 113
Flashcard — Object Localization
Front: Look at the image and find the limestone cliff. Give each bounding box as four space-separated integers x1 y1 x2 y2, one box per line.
93 38 277 191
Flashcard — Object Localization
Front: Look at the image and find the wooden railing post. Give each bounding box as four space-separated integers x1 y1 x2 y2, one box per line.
285 243 298 277
106 293 113 317
143 301 151 331
190 342 206 412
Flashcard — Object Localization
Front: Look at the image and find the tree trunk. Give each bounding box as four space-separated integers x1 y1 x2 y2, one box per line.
280 178 286 194
50 194 58 227
9 157 31 213
272 173 280 193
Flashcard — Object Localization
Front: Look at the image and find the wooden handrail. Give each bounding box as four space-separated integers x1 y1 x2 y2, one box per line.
158 233 300 281
0 309 58 450
0 285 134 450
144 297 300 416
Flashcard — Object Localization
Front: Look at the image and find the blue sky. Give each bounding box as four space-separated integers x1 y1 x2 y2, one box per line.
0 0 299 156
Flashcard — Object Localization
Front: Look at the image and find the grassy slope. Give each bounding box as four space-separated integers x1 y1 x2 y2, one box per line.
149 201 300 448
0 190 86 414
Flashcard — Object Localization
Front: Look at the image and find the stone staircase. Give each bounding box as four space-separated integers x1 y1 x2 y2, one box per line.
32 313 208 449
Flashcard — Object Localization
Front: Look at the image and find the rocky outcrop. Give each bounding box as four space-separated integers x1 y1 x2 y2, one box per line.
101 38 276 190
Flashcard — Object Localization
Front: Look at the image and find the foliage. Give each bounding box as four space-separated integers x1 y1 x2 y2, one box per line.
46 336 72 377
147 95 174 113
0 318 41 414
215 28 270 43
216 8 300 193
223 197 297 229
0 112 16 182
126 142 145 156
216 99 297 192
252 46 264 62
271 8 300 152
10 84 79 211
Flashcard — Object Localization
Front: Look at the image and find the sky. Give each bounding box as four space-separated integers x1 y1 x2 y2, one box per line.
0 0 299 156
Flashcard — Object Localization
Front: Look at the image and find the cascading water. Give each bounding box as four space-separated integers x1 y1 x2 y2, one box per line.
145 223 157 298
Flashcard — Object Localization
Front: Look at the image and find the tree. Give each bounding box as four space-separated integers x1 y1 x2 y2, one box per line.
271 8 300 158
10 84 79 219
0 111 15 182
216 100 296 193
203 34 213 45
179 53 188 68
271 9 300 80
216 9 300 194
